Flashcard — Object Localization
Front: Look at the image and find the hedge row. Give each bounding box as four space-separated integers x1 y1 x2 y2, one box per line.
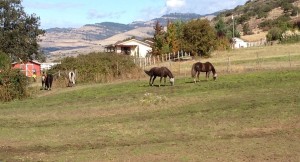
50 52 142 83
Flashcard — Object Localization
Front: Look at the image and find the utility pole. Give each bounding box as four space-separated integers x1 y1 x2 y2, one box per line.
232 15 235 38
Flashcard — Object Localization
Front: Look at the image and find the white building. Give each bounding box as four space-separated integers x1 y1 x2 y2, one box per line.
108 39 152 58
41 62 60 71
232 37 248 48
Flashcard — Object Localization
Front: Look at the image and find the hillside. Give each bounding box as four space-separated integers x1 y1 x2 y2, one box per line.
215 0 300 41
40 12 218 61
40 0 300 62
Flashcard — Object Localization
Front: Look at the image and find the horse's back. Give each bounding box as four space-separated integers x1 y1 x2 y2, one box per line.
147 67 173 78
161 67 173 77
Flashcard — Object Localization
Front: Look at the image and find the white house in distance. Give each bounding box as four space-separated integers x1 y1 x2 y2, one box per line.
105 39 152 58
41 62 60 71
232 37 248 48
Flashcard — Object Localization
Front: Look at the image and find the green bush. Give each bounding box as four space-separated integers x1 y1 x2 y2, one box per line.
0 69 28 102
281 34 300 44
51 52 142 84
0 51 11 70
266 27 284 41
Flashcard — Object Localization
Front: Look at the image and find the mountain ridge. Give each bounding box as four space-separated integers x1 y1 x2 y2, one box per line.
41 12 219 61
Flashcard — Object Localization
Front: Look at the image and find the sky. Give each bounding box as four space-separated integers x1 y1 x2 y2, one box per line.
22 0 248 29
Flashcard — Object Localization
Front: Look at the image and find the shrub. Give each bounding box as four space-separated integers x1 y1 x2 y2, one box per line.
266 27 284 41
281 34 300 44
51 52 142 84
0 51 10 70
0 69 28 102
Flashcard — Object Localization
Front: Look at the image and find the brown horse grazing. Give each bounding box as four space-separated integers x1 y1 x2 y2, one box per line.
191 62 217 83
144 67 175 86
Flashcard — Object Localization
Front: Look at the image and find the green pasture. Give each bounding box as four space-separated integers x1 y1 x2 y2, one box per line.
0 68 299 161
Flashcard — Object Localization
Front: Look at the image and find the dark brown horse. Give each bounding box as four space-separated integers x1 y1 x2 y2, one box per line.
144 67 175 86
44 74 53 90
191 62 217 83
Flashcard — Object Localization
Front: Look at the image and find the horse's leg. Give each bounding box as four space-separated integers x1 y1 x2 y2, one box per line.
152 76 157 86
49 79 52 90
206 72 208 80
149 76 152 86
159 77 163 87
197 72 200 82
208 71 211 80
164 77 166 86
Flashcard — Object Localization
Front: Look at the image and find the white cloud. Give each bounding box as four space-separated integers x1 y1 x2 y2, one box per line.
163 0 248 14
87 10 125 20
166 0 186 8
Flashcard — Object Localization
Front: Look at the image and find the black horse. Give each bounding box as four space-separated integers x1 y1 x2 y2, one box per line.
191 62 217 83
144 67 175 86
44 74 53 90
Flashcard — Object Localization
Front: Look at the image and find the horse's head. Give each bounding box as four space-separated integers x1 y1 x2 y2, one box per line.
170 78 175 86
213 73 217 80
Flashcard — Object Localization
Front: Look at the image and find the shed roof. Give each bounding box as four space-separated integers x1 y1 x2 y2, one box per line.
11 60 41 65
115 38 152 47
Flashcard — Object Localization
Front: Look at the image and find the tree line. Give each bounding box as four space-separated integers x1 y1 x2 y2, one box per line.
150 19 233 57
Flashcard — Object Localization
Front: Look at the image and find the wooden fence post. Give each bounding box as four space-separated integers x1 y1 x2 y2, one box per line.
256 53 260 69
178 61 181 75
116 62 119 76
139 58 142 68
165 54 167 62
227 57 230 73
289 53 291 67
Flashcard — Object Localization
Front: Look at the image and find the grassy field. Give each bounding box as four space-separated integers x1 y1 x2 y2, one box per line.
0 44 300 161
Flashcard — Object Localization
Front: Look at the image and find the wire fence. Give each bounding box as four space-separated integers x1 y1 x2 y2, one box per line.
133 51 192 69
141 52 300 80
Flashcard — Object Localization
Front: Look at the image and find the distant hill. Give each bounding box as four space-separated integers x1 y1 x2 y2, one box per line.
40 12 219 60
41 0 300 62
213 0 300 41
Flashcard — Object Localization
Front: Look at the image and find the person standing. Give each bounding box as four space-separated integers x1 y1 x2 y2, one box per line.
32 72 37 82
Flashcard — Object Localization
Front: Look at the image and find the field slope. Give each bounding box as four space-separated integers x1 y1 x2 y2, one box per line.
0 68 299 161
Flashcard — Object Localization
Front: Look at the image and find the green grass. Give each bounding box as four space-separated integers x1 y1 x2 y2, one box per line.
0 69 299 161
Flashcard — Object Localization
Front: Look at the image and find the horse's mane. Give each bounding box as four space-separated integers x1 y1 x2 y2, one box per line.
144 69 152 76
161 67 174 78
205 62 216 74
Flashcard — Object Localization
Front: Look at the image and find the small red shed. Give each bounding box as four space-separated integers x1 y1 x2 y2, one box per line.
12 60 42 77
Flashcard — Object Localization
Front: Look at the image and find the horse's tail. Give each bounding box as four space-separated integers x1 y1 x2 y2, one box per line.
144 70 151 76
69 71 76 84
191 63 197 77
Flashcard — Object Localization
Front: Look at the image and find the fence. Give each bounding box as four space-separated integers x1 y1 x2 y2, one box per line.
138 52 300 80
133 51 192 69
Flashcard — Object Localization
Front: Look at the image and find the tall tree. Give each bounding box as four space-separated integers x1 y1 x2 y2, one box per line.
215 18 227 37
0 0 45 62
166 20 184 53
182 19 217 56
151 21 166 55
